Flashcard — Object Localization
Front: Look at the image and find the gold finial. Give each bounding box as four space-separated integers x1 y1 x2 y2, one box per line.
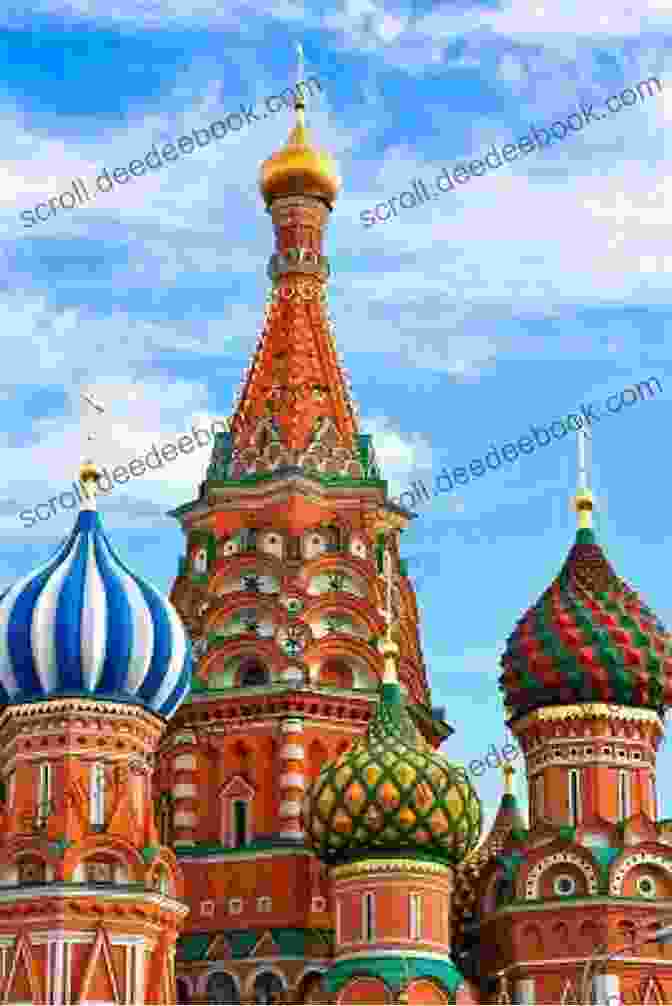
572 427 594 528
503 761 515 794
79 460 101 510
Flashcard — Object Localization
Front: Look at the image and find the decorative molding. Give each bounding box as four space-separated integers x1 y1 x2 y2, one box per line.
524 850 599 900
610 851 672 895
331 858 450 880
514 704 664 729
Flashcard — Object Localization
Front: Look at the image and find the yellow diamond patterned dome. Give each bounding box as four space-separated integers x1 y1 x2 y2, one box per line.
302 681 482 865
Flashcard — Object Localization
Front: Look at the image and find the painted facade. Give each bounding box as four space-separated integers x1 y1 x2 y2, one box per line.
2 75 672 1006
162 89 672 1004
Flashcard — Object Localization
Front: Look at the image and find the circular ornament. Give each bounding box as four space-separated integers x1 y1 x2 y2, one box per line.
553 874 576 897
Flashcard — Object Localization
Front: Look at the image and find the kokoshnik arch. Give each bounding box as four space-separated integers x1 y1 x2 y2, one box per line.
3 55 672 1006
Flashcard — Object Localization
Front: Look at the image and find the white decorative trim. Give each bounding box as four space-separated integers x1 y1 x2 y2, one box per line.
173 754 197 771
172 783 197 798
174 811 197 826
280 744 304 759
280 772 305 789
525 851 598 900
280 719 304 733
610 852 672 895
279 800 302 818
0 886 187 913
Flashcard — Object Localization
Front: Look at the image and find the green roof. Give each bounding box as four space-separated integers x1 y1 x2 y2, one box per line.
325 955 465 1000
177 934 211 962
228 931 259 957
177 928 329 962
271 928 306 956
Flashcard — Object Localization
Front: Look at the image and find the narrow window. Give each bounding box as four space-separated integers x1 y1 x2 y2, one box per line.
90 762 106 828
618 769 631 821
233 800 248 848
650 774 657 818
534 775 545 824
37 763 51 828
409 893 422 940
335 899 342 945
7 770 15 810
362 892 375 942
568 768 581 826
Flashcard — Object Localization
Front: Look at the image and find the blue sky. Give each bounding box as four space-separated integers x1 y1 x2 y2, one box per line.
1 0 671 835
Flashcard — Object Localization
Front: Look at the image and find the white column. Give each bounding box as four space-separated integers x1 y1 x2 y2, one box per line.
51 939 65 1004
134 942 146 1005
514 977 535 1004
593 973 620 1005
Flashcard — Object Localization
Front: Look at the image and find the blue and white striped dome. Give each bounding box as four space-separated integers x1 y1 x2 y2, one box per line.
0 508 191 718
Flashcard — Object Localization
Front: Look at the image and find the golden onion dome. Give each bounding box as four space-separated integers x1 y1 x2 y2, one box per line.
259 99 341 207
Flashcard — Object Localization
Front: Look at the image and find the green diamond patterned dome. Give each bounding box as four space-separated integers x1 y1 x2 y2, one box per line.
500 527 672 719
302 681 482 866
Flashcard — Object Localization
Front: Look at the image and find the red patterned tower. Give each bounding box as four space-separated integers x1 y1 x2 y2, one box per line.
162 80 449 1004
0 462 190 1004
454 436 672 1005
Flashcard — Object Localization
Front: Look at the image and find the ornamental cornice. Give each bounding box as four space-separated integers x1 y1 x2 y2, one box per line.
0 884 188 919
511 704 664 732
169 690 374 731
0 697 164 732
331 858 451 880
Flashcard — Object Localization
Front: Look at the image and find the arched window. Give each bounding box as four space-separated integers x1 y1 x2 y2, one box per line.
90 762 106 829
253 971 285 1004
207 972 239 1004
240 660 269 687
618 769 631 820
176 977 190 1004
232 799 249 848
156 792 174 845
362 892 375 941
37 762 52 830
568 768 581 827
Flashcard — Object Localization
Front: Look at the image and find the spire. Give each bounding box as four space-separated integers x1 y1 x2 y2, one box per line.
572 426 594 530
503 761 515 795
227 65 359 473
79 390 105 511
295 41 306 127
379 545 400 685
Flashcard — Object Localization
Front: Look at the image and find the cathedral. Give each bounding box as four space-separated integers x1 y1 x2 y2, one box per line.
1 78 672 1006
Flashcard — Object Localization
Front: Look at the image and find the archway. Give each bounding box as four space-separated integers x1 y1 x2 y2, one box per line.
253 970 285 1003
207 971 240 1004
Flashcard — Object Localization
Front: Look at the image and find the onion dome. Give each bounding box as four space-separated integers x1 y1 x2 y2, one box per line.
500 525 672 720
0 465 191 717
302 638 481 865
259 95 341 207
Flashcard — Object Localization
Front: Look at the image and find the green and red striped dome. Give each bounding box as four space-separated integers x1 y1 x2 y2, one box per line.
500 528 672 719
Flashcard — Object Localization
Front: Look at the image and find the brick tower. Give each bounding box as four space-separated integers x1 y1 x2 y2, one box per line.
454 434 672 1004
162 78 453 1004
0 462 191 1004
